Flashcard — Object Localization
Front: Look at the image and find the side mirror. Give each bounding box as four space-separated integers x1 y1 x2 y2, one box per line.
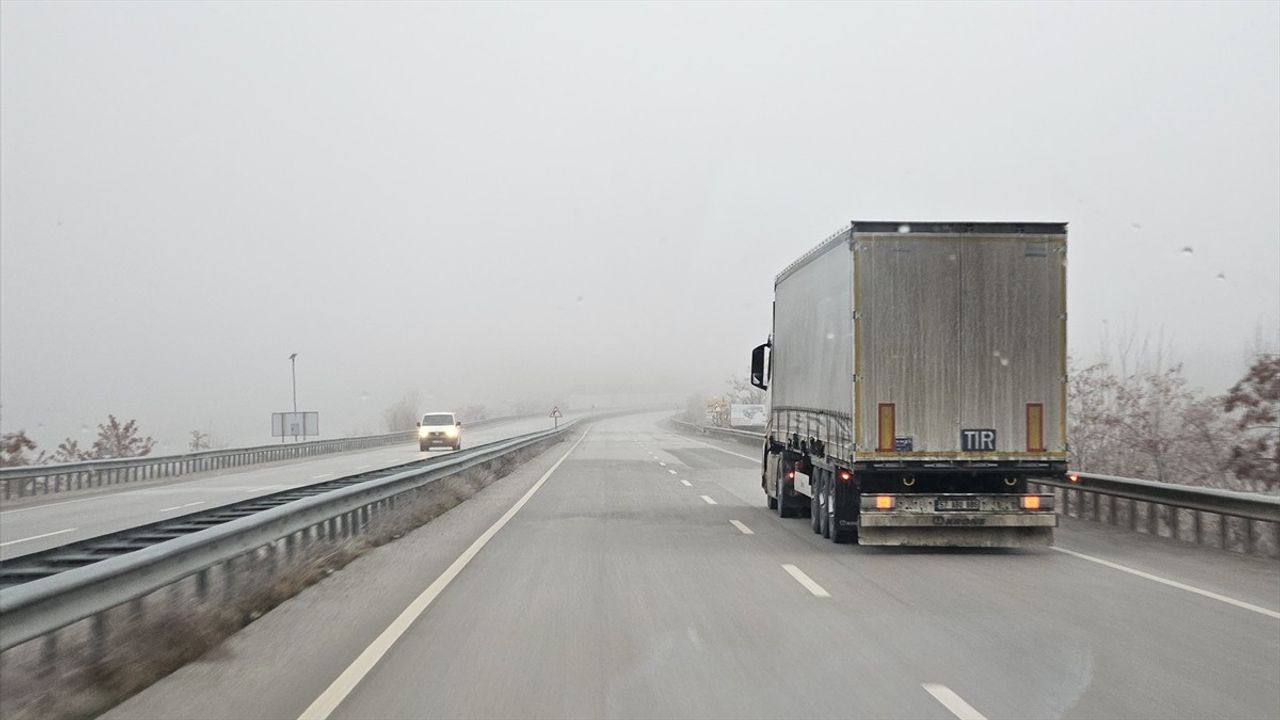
456 421 462 427
416 422 421 427
750 341 771 390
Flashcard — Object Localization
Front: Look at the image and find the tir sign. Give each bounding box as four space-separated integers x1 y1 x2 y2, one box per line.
961 429 997 452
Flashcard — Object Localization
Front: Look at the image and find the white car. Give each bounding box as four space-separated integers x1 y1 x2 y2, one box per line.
417 412 462 451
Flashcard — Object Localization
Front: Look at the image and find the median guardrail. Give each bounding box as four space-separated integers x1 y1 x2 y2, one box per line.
0 415 527 501
668 418 1280 559
0 422 576 653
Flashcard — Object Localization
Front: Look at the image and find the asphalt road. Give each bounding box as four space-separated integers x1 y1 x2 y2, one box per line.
0 415 562 560
106 413 1280 720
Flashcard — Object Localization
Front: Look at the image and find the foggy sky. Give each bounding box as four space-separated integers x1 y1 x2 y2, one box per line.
2 1 1278 450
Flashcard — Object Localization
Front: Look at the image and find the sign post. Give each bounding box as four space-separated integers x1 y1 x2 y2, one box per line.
550 406 563 429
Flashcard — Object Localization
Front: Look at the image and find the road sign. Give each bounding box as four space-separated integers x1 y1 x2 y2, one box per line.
272 411 319 440
550 406 563 429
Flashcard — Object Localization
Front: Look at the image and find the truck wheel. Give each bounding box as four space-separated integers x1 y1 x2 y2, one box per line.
454 442 462 451
777 475 797 519
810 473 822 533
419 442 428 452
820 478 831 539
766 494 778 510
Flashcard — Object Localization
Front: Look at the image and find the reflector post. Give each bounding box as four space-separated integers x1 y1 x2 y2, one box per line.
1026 403 1045 451
877 403 895 452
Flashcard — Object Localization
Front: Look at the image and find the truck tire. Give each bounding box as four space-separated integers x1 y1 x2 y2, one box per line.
766 494 778 510
454 442 462 451
820 477 831 539
419 441 428 452
777 471 798 519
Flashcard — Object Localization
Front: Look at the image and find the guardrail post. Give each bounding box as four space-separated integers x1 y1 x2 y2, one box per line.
1147 502 1158 536
91 611 108 663
1091 492 1100 521
1193 510 1203 545
1170 506 1181 542
1244 519 1255 556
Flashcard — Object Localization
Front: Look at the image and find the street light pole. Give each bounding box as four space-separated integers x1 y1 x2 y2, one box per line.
289 353 298 442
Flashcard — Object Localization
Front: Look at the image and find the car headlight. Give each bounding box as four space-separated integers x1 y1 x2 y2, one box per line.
445 426 458 436
418 427 429 437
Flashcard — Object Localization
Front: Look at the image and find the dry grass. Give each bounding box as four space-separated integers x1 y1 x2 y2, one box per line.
0 439 556 720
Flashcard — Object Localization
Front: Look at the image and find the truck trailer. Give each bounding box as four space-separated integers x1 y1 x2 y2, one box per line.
749 221 1067 547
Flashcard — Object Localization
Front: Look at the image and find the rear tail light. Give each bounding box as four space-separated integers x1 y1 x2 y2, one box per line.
1021 495 1053 510
787 471 795 479
838 469 852 481
1068 472 1080 483
874 495 895 510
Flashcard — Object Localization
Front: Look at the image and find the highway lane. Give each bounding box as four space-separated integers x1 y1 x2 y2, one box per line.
0 415 562 560
107 413 1280 720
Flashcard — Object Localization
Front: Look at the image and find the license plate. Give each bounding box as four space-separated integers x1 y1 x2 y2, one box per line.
935 497 980 512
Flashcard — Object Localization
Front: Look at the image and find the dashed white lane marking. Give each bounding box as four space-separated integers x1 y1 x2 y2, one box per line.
730 520 754 535
159 501 205 512
679 434 758 462
922 684 987 720
659 462 667 467
1052 547 1280 620
700 495 717 505
297 431 589 720
0 527 78 547
781 564 829 597
680 479 692 487
667 469 678 475
310 473 332 480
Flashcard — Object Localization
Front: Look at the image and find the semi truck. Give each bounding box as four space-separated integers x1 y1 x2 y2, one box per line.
749 221 1067 547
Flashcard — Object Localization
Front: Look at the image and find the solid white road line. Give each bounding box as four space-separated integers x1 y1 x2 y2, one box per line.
730 520 754 535
680 479 693 487
700 495 717 505
679 434 758 462
158 501 205 512
310 473 332 480
0 527 78 547
667 469 678 475
0 496 100 516
781 564 829 597
1052 546 1280 620
298 431 589 720
922 684 987 720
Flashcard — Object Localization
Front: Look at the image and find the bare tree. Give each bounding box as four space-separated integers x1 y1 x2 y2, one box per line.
725 375 765 405
1223 354 1280 492
188 430 212 451
382 390 421 431
50 438 89 464
89 415 156 459
0 430 40 467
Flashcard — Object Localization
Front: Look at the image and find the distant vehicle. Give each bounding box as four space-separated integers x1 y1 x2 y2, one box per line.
750 221 1067 547
417 412 462 451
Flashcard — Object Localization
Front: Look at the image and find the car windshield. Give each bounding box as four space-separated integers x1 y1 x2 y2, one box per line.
421 415 454 426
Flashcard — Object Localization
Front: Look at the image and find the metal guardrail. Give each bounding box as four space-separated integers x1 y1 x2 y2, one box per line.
0 415 523 500
0 422 576 652
668 418 1280 559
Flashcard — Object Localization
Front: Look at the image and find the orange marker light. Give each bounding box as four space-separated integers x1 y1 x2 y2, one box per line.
1068 472 1080 483
875 495 895 510
1020 495 1042 510
839 470 852 481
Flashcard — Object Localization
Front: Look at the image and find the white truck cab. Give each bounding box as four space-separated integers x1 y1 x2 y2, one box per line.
417 412 462 451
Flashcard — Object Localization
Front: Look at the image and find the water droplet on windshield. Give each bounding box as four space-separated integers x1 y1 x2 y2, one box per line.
948 254 957 262
1130 222 1142 230
992 350 1002 357
1000 357 1010 367
1216 272 1226 281
897 224 911 234
826 332 836 340
1181 246 1194 256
